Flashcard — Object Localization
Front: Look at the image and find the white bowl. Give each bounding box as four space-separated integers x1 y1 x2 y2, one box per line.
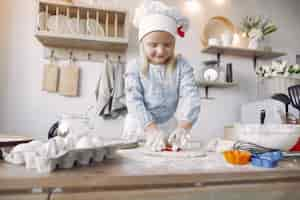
233 124 300 151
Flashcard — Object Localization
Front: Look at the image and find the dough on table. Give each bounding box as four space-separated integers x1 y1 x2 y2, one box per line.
140 147 206 158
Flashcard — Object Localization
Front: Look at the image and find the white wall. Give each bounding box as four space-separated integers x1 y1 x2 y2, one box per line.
0 0 299 142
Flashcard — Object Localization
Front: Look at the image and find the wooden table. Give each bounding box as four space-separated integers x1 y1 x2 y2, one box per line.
1 148 300 200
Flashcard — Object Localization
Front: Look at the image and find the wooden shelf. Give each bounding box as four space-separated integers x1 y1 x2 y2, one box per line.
202 45 286 60
196 80 238 100
38 0 127 13
35 0 129 53
35 31 128 51
197 81 238 88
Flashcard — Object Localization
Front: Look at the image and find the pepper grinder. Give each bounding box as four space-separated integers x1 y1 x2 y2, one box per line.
226 63 233 82
260 109 266 125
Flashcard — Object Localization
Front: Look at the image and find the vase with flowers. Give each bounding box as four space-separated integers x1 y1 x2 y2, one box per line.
256 60 300 98
240 16 277 49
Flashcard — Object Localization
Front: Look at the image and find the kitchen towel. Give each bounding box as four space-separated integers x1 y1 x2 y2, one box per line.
95 57 126 119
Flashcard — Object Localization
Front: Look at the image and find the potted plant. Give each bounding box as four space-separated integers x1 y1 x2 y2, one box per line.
240 16 277 49
256 60 300 98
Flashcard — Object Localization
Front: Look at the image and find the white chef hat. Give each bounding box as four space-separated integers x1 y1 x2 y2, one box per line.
133 0 189 41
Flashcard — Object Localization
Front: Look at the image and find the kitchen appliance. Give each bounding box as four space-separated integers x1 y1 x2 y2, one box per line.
271 93 290 121
241 99 290 124
287 85 300 150
201 60 219 82
288 84 300 117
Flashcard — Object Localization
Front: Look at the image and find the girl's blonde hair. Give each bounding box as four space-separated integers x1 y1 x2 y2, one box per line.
139 43 177 77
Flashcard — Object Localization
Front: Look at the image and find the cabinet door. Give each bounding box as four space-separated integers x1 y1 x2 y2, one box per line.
51 182 300 200
0 194 48 200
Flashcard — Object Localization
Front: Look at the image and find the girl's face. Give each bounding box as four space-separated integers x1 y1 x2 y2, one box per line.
142 31 175 65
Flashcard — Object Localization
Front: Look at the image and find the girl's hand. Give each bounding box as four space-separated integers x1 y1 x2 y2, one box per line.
144 122 159 133
168 127 191 150
178 121 192 130
145 124 166 152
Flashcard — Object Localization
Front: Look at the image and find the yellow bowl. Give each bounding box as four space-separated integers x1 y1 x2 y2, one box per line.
223 150 251 165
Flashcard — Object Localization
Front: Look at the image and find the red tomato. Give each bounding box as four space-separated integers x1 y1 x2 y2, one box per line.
162 144 181 152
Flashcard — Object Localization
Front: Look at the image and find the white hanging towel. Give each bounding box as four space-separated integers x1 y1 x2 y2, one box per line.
111 60 126 112
95 58 126 119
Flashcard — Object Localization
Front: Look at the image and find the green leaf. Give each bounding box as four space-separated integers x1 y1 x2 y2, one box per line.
288 67 295 73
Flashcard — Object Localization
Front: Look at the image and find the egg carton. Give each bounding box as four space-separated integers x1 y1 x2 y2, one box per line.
34 143 120 173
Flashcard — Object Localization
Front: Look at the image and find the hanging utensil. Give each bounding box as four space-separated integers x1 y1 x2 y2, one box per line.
288 85 300 118
271 93 290 121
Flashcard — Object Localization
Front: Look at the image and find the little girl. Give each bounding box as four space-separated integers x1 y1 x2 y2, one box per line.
123 0 200 151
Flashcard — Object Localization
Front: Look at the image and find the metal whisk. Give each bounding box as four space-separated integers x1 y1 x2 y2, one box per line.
233 141 279 154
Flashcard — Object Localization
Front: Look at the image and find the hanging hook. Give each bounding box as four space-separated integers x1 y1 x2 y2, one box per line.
49 49 55 64
69 51 76 64
88 52 92 61
50 49 55 58
69 51 73 61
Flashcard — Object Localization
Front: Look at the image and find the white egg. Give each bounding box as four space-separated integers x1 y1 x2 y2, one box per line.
45 139 59 158
12 140 44 153
57 121 70 137
3 152 25 165
24 152 37 169
75 136 93 149
63 136 76 150
91 135 104 147
53 136 67 152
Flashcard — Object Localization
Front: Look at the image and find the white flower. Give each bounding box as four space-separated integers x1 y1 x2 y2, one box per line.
265 65 273 74
264 72 272 78
272 60 286 73
294 64 300 71
256 65 264 74
284 71 289 77
271 71 277 77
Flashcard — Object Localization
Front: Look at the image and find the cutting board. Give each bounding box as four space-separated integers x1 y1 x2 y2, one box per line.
59 64 80 97
42 63 59 92
0 134 33 148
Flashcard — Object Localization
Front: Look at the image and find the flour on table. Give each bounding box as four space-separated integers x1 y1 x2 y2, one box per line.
140 147 206 158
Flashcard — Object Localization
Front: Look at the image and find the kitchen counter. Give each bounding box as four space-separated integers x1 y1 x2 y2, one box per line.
1 148 300 200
